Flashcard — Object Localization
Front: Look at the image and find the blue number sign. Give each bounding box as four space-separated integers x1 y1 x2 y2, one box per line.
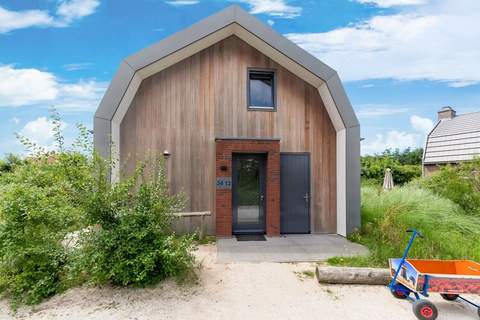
216 177 232 189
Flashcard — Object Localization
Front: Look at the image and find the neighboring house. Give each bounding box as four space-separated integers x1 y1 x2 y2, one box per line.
94 6 360 237
423 106 480 176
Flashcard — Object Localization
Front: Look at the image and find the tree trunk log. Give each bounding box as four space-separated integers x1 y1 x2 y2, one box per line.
316 266 390 285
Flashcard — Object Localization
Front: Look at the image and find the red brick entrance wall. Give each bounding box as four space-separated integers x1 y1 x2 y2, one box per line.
215 139 280 237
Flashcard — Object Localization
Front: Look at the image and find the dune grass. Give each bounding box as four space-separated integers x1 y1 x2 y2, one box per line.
328 185 480 268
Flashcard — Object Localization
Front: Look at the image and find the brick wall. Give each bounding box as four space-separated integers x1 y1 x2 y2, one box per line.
215 139 280 237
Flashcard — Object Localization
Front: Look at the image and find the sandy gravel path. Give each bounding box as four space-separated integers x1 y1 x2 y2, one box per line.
1 244 477 320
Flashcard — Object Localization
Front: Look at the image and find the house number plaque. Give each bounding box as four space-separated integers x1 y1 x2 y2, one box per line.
216 177 232 189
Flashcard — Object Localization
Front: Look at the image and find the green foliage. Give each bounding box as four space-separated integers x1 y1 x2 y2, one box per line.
384 147 424 165
361 148 423 185
0 148 85 307
329 185 480 268
421 158 480 215
73 159 194 286
0 110 196 308
0 154 23 174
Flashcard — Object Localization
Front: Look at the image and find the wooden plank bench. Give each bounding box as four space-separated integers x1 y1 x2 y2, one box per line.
173 211 211 239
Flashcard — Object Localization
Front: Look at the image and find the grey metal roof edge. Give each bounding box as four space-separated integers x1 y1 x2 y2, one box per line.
231 6 337 80
325 74 359 128
94 61 135 120
125 5 337 79
95 5 356 125
124 6 237 70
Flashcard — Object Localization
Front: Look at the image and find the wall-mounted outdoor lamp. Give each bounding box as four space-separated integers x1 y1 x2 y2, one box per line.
163 150 171 159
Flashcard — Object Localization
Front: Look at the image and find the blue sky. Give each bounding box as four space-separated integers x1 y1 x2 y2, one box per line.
0 0 479 156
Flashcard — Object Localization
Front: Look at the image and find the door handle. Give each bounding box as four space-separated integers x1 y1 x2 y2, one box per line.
304 193 309 203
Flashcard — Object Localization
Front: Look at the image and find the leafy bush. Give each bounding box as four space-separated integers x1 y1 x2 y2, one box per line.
421 158 480 215
383 148 423 165
73 159 195 286
0 154 23 174
361 155 421 186
329 185 480 267
0 110 196 308
361 148 423 186
0 154 85 307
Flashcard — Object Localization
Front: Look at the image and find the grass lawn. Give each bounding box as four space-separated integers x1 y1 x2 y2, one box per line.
328 185 480 268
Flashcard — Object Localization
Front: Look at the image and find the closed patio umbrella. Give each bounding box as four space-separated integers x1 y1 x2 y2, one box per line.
383 168 394 190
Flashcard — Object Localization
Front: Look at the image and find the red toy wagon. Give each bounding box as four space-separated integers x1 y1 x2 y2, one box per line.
389 229 480 320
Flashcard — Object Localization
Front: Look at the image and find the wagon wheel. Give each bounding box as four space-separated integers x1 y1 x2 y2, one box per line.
440 293 459 301
391 288 408 299
390 283 410 299
412 299 438 320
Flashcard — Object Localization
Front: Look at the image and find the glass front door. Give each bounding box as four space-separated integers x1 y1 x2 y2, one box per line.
232 154 266 234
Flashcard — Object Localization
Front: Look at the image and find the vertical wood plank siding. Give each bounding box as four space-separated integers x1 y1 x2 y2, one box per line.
120 36 336 233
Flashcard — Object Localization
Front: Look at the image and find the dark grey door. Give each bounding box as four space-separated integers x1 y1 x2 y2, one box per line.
232 154 266 234
280 153 310 234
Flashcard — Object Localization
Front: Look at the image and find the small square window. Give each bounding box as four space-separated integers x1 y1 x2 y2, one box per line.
248 69 276 110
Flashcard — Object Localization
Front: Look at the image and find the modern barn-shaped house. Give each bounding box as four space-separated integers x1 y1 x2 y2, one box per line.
94 6 360 237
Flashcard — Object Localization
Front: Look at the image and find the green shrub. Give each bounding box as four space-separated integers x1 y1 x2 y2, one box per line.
0 154 23 174
361 148 422 185
421 158 480 215
0 110 197 308
0 157 84 307
329 185 480 267
73 159 195 286
383 148 423 165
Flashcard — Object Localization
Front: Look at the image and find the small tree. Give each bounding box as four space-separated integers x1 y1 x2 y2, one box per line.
74 157 194 286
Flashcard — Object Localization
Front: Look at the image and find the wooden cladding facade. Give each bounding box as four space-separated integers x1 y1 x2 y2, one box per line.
120 36 337 234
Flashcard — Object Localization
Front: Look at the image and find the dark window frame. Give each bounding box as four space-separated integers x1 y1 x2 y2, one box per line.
247 68 277 111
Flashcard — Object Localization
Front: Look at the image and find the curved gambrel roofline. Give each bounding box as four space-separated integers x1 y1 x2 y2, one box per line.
95 5 358 127
94 5 360 235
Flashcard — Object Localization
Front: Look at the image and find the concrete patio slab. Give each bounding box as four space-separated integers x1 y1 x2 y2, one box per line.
217 234 369 263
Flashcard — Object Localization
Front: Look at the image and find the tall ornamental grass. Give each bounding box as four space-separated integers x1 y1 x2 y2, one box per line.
329 185 480 267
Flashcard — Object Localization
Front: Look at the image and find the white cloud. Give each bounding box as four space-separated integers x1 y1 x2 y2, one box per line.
267 19 275 26
362 114 434 154
410 115 434 134
238 0 302 18
0 0 99 33
20 117 67 147
355 0 428 7
0 65 58 106
357 105 409 118
0 6 54 33
286 0 480 87
0 65 107 111
56 0 99 24
56 80 107 110
165 0 199 6
362 130 420 154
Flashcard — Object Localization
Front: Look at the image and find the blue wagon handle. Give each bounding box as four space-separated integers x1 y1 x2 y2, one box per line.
389 229 423 290
388 228 480 320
